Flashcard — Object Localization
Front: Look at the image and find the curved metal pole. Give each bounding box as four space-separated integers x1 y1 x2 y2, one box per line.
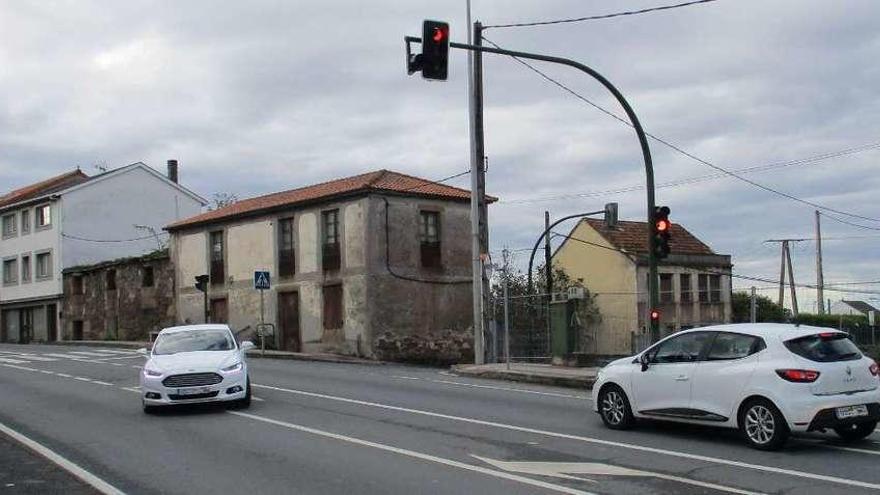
527 211 603 293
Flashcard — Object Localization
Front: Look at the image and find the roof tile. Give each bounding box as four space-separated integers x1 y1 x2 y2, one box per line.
0 170 89 209
583 218 715 256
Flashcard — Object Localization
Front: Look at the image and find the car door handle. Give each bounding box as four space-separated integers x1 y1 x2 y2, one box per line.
674 375 689 381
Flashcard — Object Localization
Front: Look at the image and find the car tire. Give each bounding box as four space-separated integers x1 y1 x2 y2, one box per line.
833 420 877 442
598 385 635 430
142 402 158 415
233 377 252 409
739 398 789 451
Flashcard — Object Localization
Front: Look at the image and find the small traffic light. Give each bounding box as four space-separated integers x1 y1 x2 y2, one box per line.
195 274 209 293
650 309 661 323
421 20 449 80
652 206 671 259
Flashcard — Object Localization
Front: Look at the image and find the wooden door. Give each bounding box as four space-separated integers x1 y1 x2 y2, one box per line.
46 305 57 342
20 309 33 344
322 285 343 330
210 298 228 324
278 292 301 352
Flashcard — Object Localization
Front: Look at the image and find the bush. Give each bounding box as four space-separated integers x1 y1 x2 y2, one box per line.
863 345 880 363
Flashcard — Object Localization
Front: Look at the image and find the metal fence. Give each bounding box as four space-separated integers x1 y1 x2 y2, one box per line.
490 293 552 363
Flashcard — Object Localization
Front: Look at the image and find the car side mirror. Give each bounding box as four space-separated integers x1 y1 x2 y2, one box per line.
639 353 650 372
240 341 255 352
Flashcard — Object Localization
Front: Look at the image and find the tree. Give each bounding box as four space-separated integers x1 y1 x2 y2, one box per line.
731 292 785 323
210 192 239 211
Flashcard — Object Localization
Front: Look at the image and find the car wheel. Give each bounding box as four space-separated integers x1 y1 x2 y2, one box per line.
739 398 789 450
599 385 635 430
142 401 158 415
833 420 877 442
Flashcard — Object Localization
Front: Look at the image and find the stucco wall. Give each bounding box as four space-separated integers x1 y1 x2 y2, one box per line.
0 199 63 303
552 220 638 356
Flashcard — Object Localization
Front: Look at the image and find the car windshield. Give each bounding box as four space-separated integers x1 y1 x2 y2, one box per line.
152 329 235 355
784 333 862 362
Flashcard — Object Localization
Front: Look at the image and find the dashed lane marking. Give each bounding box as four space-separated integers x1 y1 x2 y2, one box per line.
92 381 114 387
74 377 93 383
0 420 124 495
55 373 73 378
228 410 596 495
251 383 880 491
0 358 28 364
67 351 116 357
0 354 57 362
391 375 589 400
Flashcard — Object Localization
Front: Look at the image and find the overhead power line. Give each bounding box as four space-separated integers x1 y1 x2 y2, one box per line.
398 170 470 193
499 141 880 204
62 232 167 243
481 37 880 225
484 0 719 29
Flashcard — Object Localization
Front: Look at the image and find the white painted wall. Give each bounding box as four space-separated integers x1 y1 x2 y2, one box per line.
61 164 204 268
0 200 62 302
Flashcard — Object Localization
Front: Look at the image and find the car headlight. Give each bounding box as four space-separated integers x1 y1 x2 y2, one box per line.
221 362 243 373
143 368 163 377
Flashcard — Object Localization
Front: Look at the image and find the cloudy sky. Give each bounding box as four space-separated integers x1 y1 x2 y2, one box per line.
2 0 878 309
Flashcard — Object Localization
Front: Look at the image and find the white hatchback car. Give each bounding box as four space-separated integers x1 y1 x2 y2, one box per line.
592 323 880 450
139 324 254 413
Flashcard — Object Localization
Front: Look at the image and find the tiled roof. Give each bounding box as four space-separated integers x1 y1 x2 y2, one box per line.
167 169 486 231
0 169 89 209
582 218 715 256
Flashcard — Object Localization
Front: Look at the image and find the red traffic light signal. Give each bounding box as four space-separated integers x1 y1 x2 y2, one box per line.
652 205 671 260
650 309 661 321
421 20 449 80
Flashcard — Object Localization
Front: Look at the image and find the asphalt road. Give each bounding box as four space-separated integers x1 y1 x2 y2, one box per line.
1 343 879 495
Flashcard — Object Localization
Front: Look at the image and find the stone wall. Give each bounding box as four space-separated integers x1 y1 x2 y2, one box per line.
62 252 175 341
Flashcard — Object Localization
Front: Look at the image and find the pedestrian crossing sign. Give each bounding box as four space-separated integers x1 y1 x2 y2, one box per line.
254 271 271 290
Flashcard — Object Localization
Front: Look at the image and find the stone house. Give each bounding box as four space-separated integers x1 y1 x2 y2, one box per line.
165 169 479 362
553 218 732 356
62 251 175 341
0 161 205 343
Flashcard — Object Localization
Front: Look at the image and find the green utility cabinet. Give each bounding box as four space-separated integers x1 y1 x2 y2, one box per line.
550 298 580 362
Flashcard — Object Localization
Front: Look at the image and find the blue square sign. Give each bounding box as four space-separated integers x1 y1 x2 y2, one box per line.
254 271 270 290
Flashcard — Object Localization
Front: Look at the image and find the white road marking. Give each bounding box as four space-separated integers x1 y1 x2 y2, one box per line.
0 358 28 364
252 383 880 491
92 381 114 387
0 420 124 495
391 375 420 380
38 370 55 375
252 396 265 402
121 387 141 394
391 374 589 400
55 373 73 378
67 351 115 357
473 456 762 495
74 377 93 382
94 355 143 362
1 354 57 362
42 353 89 359
228 410 596 495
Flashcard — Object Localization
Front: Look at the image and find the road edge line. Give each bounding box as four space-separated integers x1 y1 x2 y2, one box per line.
0 420 125 495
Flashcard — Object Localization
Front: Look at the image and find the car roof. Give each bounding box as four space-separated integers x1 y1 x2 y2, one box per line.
675 323 846 342
158 324 232 335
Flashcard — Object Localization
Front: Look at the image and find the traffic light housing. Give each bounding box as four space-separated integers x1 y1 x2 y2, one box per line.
652 206 671 259
650 309 661 324
421 20 449 80
195 274 209 293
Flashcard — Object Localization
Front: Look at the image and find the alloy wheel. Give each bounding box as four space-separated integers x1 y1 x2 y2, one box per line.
745 404 775 445
602 390 626 425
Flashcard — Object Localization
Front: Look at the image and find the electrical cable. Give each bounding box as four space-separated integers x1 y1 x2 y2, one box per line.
484 0 718 29
481 37 880 224
61 232 167 243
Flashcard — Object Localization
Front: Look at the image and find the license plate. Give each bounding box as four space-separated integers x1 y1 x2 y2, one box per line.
836 404 869 420
176 386 212 396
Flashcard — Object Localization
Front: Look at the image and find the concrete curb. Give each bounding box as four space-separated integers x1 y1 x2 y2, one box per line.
449 365 595 390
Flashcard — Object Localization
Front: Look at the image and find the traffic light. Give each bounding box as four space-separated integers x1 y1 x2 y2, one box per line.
421 20 449 80
650 309 661 324
652 206 671 259
195 274 209 293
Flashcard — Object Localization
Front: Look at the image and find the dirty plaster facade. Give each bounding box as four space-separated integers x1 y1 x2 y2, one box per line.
62 252 175 341
168 172 475 362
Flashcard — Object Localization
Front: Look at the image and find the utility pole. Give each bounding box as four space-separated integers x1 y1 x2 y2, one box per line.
815 210 825 315
785 241 799 316
778 241 786 309
469 20 489 364
766 238 806 317
544 212 552 295
502 248 511 370
750 286 757 323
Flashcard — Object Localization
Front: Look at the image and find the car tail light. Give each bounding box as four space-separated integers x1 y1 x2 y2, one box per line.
776 369 820 383
870 362 879 377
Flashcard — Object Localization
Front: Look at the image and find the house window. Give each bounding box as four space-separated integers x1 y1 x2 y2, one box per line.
680 274 692 303
419 211 441 269
36 252 52 279
323 284 343 330
698 274 709 303
710 274 722 303
36 204 51 228
72 275 84 295
21 255 31 283
3 258 18 285
322 210 340 271
659 273 674 303
278 217 296 277
21 210 30 234
142 266 154 287
2 214 16 238
106 269 116 291
210 231 225 285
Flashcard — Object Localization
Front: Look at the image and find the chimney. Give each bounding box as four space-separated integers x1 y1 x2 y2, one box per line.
167 159 179 183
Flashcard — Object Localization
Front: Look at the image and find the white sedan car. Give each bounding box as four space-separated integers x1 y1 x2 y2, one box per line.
139 324 254 413
592 323 880 450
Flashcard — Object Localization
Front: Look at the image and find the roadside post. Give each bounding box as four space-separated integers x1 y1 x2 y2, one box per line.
254 270 271 356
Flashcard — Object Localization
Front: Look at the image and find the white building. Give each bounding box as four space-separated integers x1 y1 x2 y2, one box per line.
828 300 879 318
0 161 206 343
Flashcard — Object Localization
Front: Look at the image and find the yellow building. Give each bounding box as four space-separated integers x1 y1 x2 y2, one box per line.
553 218 732 356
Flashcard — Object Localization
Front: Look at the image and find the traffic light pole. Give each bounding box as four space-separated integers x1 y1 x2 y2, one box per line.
526 210 605 293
